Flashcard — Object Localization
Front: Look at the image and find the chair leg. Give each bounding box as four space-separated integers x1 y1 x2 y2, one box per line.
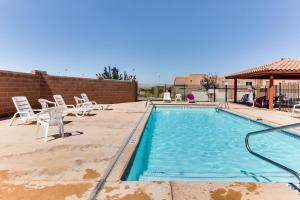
44 124 49 142
8 113 18 126
62 125 64 138
94 103 101 110
36 122 40 139
292 109 296 117
59 123 64 138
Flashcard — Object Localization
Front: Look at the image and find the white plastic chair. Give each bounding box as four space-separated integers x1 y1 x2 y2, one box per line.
81 93 110 110
175 94 182 102
53 95 78 117
9 96 42 126
74 96 93 116
163 92 172 102
292 103 300 117
38 98 56 110
36 106 64 142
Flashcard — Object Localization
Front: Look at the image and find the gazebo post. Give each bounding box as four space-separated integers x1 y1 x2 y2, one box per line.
268 76 274 109
234 79 237 103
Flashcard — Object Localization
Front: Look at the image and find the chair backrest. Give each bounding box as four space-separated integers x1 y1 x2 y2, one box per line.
175 94 182 99
38 98 51 110
81 93 89 103
74 96 89 112
12 96 34 118
74 96 84 106
53 95 67 108
39 106 64 126
163 92 171 100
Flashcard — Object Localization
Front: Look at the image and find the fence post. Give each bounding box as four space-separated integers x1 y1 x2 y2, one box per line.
213 85 216 102
183 85 186 101
264 86 267 97
297 81 299 101
279 82 281 111
225 85 228 102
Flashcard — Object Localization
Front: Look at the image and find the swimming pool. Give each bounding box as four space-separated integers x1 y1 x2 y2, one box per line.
123 107 300 182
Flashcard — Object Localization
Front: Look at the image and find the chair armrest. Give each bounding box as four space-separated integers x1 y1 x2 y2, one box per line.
17 111 32 115
77 97 85 102
293 104 300 109
76 102 90 107
32 109 42 113
66 105 76 108
91 101 97 105
47 101 56 105
37 110 47 117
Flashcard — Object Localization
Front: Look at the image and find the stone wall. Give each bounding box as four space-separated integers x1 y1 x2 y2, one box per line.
0 70 137 117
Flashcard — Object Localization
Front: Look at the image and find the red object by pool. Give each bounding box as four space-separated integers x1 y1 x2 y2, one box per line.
186 93 195 101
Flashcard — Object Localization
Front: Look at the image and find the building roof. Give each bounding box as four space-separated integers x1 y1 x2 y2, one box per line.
174 76 187 85
174 74 206 86
226 58 300 79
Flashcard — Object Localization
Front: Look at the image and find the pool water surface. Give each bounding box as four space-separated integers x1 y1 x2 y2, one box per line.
123 107 300 182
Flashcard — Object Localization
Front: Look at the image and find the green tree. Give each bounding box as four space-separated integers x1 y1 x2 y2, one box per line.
123 71 136 80
200 73 218 90
96 66 136 80
101 66 112 79
200 73 218 100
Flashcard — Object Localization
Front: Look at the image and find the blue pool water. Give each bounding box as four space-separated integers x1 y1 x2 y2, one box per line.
123 107 300 182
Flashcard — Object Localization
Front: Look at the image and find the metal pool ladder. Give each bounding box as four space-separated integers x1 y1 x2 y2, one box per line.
145 99 154 107
245 122 300 191
216 102 229 111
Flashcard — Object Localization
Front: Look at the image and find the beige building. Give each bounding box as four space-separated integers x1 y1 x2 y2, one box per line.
173 74 267 101
174 74 206 86
173 74 255 88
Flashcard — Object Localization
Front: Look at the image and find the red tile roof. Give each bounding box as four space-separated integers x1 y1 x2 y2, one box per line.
226 58 300 79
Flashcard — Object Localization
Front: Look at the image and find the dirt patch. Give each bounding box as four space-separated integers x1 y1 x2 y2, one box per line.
210 188 242 200
0 182 92 200
229 182 259 193
105 188 151 200
103 186 119 193
245 183 258 192
83 169 100 180
0 170 8 180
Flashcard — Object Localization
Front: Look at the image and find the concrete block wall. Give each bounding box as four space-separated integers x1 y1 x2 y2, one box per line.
0 70 137 117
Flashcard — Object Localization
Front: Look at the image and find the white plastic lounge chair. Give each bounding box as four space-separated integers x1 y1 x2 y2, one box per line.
38 98 56 110
292 103 300 117
9 96 42 126
163 92 172 102
175 94 182 102
36 106 64 142
81 93 110 110
53 95 78 117
74 96 93 116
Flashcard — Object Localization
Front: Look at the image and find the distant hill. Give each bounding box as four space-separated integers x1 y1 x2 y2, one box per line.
139 83 171 89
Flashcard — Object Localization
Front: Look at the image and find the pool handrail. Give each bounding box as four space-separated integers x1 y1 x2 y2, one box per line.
145 99 154 107
216 102 229 111
245 122 300 183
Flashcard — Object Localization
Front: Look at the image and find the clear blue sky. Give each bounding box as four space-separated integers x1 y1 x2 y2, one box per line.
0 0 300 84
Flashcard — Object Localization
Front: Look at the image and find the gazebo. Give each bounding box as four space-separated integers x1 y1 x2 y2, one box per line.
225 58 300 109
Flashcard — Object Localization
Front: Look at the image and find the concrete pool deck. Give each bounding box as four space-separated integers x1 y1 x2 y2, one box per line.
0 101 299 199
